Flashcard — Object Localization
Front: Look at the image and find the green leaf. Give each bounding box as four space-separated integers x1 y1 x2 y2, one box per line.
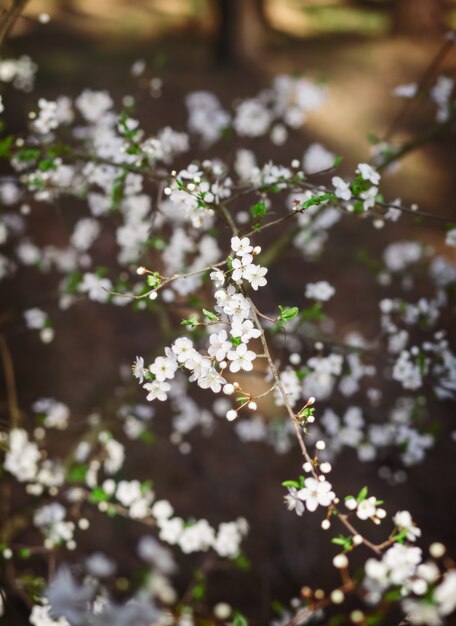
139 430 155 445
234 553 251 571
232 611 249 626
65 271 83 294
301 302 325 321
281 480 300 488
19 548 31 559
356 486 368 502
181 315 198 328
192 583 206 600
89 487 110 503
202 308 218 321
333 155 343 168
0 135 14 157
297 406 315 419
148 236 167 251
301 192 335 210
15 148 40 162
146 272 161 289
331 534 352 550
67 464 88 483
38 158 57 171
111 169 127 210
394 529 408 544
367 132 380 145
250 201 267 219
278 305 299 322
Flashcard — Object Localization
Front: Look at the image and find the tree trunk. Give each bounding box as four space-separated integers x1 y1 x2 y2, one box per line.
213 0 268 67
392 0 446 36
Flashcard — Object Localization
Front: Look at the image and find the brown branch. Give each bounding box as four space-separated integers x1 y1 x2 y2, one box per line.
0 0 30 49
0 333 21 427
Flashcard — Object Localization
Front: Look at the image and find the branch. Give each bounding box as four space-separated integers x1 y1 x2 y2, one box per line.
0 0 30 49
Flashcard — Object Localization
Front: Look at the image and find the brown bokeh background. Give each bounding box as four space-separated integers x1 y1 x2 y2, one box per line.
2 2 456 625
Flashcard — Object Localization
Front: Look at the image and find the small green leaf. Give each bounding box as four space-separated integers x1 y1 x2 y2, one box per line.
234 553 251 571
67 464 88 483
202 308 218 321
367 132 380 145
19 548 31 559
301 302 325 321
301 192 335 210
250 201 267 219
356 486 368 502
278 305 299 322
232 611 249 626
0 135 14 157
181 315 198 328
139 430 155 445
281 480 300 488
89 487 110 503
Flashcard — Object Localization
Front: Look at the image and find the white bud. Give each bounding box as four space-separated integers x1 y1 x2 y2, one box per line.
330 589 344 604
351 610 365 623
136 266 147 275
247 401 257 411
333 554 348 569
316 440 326 451
429 542 446 558
289 353 301 365
223 384 234 395
226 409 237 421
321 519 331 530
411 579 428 595
353 534 363 546
320 462 332 473
214 603 231 619
303 462 313 473
345 497 357 511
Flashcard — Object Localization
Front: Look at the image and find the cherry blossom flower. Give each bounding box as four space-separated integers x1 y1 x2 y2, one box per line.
227 343 256 373
332 176 352 201
230 319 261 343
149 356 177 382
132 356 147 384
244 263 268 291
305 280 335 302
143 380 171 401
297 478 335 512
231 236 253 257
284 487 305 516
357 163 381 186
208 330 232 362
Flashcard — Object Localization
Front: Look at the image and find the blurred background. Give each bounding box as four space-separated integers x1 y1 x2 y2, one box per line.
2 2 456 625
4 0 456 201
